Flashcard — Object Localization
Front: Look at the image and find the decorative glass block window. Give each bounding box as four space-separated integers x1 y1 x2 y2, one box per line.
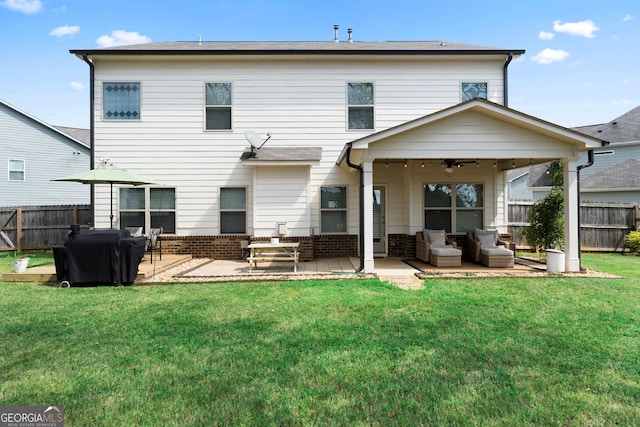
8 159 25 181
461 82 488 102
347 82 374 130
320 186 347 233
205 83 232 130
103 82 141 120
424 183 484 232
119 187 176 233
220 187 246 234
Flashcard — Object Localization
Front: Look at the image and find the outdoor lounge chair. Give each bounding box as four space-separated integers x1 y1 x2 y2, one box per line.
466 228 515 268
416 230 461 266
145 227 163 263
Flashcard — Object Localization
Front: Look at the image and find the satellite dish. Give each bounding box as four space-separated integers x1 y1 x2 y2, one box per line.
244 131 272 157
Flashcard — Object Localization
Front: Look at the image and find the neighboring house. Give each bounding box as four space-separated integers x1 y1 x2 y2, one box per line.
0 99 90 207
514 105 640 203
70 38 603 273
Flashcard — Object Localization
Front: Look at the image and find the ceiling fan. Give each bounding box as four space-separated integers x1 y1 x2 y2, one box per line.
441 159 476 173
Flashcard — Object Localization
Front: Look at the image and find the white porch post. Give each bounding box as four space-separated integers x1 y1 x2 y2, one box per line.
362 160 375 273
563 158 580 272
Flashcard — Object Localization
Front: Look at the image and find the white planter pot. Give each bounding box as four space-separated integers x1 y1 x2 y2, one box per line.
546 249 565 273
13 258 30 273
270 237 280 245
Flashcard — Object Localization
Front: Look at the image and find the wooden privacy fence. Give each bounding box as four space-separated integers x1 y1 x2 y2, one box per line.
508 202 639 252
0 205 92 252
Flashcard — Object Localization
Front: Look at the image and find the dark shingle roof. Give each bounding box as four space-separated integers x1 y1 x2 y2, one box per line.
573 105 640 143
581 158 640 190
53 126 90 145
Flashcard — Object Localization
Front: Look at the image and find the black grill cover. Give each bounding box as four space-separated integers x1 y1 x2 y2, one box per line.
54 229 145 285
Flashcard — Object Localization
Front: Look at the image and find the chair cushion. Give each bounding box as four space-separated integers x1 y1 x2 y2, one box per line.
427 231 446 246
480 246 513 256
430 246 462 256
475 228 498 245
477 233 496 248
423 229 445 243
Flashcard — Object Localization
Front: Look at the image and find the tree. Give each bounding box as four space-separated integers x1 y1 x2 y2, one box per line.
520 161 564 252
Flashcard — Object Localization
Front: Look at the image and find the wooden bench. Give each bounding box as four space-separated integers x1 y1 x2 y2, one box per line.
247 242 300 273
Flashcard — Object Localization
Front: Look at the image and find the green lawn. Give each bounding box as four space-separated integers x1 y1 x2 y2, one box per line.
1 252 639 425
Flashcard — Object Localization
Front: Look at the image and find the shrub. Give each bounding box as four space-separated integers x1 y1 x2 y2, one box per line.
519 186 564 252
625 231 640 254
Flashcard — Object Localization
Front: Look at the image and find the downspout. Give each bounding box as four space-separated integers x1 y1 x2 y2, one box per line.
503 53 514 107
576 149 595 271
81 53 95 226
345 143 365 273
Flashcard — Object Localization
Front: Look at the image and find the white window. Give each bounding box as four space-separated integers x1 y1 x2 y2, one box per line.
103 82 141 120
347 82 374 130
119 188 176 233
461 82 488 102
220 187 246 234
321 186 347 233
205 83 232 130
8 159 25 181
424 184 484 233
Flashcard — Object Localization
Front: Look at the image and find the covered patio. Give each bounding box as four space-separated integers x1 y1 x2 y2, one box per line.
337 99 604 273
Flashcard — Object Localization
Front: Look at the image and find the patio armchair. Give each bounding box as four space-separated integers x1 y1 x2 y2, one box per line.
416 229 458 263
466 228 515 267
145 227 163 263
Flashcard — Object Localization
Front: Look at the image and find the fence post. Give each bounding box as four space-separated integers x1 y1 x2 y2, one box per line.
73 206 78 225
636 204 640 231
16 207 23 252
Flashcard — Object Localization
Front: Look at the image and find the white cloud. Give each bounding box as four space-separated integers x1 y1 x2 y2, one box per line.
69 81 84 91
0 0 43 14
531 48 570 64
623 14 635 22
49 25 80 37
538 31 555 40
96 30 151 48
553 20 599 38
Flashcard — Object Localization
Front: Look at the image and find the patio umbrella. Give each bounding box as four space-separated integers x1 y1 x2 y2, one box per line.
53 160 158 228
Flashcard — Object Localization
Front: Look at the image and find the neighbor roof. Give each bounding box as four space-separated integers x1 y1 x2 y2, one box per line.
71 41 524 57
573 105 640 143
581 158 640 190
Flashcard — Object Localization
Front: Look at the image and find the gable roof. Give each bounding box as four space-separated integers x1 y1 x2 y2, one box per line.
0 99 89 149
338 99 604 164
573 105 640 143
71 40 524 58
581 158 640 190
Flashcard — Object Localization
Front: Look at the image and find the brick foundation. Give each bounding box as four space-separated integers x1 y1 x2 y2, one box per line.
159 234 359 261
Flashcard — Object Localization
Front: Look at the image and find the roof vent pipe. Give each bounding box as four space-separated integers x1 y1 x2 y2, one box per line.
348 28 353 43
333 24 339 43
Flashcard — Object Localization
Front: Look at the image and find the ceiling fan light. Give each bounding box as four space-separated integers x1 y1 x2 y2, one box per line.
445 166 454 174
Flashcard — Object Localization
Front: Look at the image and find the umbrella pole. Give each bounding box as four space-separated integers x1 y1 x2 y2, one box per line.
110 182 114 229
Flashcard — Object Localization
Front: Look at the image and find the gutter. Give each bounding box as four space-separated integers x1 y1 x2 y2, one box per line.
503 52 514 107
345 143 365 273
576 149 595 271
81 54 96 226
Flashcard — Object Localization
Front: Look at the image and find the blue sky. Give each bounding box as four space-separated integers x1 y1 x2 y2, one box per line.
1 0 638 129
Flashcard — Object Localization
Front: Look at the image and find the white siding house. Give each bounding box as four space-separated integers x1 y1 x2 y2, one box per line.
71 40 604 272
0 99 90 207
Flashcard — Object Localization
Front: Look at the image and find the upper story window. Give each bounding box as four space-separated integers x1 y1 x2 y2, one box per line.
103 82 141 120
461 82 488 102
205 83 232 130
347 82 374 130
8 159 25 181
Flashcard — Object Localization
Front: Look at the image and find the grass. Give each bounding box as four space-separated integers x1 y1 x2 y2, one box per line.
1 252 639 425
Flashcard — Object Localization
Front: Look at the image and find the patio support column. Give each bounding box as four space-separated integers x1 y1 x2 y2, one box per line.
563 158 580 272
362 160 375 273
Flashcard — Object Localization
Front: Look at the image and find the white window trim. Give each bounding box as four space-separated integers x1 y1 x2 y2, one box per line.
346 82 375 131
320 185 348 234
220 186 247 234
102 81 142 121
204 81 233 132
8 159 25 181
423 182 485 233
